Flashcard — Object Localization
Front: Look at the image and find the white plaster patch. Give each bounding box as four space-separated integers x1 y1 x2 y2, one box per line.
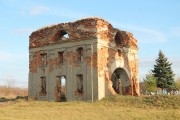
110 58 124 73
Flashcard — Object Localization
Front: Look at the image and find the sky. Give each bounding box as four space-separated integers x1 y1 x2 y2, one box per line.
0 0 180 88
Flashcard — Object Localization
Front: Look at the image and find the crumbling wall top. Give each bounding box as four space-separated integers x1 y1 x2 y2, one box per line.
35 17 112 32
29 17 138 49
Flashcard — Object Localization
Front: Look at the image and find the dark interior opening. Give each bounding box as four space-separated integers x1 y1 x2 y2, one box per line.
111 68 130 95
115 31 123 46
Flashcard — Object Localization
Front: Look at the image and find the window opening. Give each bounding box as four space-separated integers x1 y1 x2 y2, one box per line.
77 47 83 63
58 51 64 64
40 77 46 95
115 32 123 46
76 74 83 95
40 53 47 65
56 76 66 101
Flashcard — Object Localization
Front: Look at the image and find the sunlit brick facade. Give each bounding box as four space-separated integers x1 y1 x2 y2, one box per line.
28 17 140 102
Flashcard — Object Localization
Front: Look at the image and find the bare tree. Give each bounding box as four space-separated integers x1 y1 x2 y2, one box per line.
5 76 15 88
4 76 15 96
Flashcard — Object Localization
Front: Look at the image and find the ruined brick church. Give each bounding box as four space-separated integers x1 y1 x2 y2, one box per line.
28 17 140 102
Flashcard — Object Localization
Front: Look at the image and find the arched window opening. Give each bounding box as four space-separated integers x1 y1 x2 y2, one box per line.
56 30 69 40
115 31 123 46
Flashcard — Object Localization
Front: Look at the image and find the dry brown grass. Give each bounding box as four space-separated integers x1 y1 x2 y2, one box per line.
0 86 27 98
0 95 180 120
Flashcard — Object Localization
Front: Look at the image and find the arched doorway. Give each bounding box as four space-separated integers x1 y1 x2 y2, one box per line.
111 68 131 95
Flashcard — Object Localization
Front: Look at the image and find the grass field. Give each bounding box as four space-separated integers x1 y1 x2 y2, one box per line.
0 95 180 120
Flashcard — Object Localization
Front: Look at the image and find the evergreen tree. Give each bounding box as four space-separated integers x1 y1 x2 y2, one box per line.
143 72 157 93
152 50 175 90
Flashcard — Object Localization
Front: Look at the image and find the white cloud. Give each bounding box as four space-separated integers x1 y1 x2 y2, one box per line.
127 26 167 43
29 5 50 16
0 51 28 87
0 51 26 62
13 28 34 35
0 51 16 62
170 27 180 38
138 57 155 79
138 57 180 80
49 7 89 20
0 41 8 46
21 4 88 19
170 58 180 77
139 57 155 63
110 21 167 44
0 76 28 88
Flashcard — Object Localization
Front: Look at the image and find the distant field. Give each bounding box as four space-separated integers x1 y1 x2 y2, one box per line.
0 95 180 120
0 86 27 98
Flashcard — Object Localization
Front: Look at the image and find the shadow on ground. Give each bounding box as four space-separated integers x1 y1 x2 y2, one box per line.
0 96 28 102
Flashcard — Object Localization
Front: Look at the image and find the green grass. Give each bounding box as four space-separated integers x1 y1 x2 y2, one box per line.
102 95 180 109
0 95 180 120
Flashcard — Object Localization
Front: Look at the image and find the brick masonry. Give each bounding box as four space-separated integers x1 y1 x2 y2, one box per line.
28 17 140 102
